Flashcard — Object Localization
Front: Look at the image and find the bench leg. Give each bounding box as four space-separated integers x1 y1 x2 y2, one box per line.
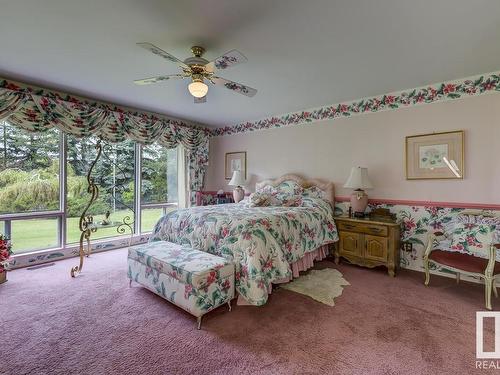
197 316 202 330
485 277 493 310
227 300 232 312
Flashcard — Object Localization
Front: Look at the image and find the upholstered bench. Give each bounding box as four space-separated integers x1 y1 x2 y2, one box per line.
127 241 235 329
423 212 500 310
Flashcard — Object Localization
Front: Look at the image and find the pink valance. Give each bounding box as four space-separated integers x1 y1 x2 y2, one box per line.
0 79 210 150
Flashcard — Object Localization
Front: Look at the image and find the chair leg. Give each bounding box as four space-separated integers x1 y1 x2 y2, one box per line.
494 279 498 298
197 316 202 330
424 258 430 286
129 279 132 287
485 277 493 310
227 300 232 312
456 272 460 284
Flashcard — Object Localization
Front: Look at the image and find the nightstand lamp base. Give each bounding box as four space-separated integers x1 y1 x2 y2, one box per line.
232 186 245 203
344 167 373 215
350 189 368 214
228 170 246 204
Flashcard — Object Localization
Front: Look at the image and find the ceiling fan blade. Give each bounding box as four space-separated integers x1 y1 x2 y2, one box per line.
134 74 185 85
194 96 207 104
137 42 188 68
211 76 257 97
205 50 248 72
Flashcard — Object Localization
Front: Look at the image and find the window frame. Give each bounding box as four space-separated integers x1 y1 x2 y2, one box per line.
0 127 179 256
0 128 66 252
137 143 179 234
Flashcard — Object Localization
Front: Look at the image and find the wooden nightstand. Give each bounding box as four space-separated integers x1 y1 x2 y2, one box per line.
334 215 401 277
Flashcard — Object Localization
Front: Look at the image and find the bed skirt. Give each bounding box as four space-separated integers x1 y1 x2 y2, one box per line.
236 244 332 305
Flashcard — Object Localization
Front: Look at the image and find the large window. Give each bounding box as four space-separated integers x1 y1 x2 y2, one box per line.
11 218 60 251
66 136 135 243
0 122 60 214
0 120 179 255
140 144 178 233
0 122 62 254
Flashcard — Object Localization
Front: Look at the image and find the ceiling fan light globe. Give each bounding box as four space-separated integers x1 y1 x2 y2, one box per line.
188 81 208 98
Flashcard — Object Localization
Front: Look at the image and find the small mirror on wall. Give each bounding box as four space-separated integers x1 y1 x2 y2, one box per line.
225 151 247 180
405 130 464 180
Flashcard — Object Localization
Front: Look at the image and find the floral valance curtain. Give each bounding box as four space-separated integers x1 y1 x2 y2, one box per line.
0 79 209 204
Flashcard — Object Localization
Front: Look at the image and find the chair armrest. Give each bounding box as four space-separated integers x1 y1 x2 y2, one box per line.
424 231 448 259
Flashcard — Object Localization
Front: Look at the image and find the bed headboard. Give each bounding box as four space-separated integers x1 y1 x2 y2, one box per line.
255 174 335 205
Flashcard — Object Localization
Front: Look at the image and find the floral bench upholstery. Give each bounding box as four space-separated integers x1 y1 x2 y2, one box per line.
423 213 500 310
127 241 235 329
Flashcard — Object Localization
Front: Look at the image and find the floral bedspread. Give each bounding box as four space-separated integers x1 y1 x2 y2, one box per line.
150 197 338 305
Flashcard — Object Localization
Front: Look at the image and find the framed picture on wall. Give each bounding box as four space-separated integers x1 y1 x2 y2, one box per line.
405 130 464 180
225 151 247 180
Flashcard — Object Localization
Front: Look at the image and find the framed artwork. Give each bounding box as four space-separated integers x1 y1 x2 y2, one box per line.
225 151 247 180
405 130 464 180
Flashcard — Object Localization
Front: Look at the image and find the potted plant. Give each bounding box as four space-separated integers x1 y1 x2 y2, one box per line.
0 234 12 284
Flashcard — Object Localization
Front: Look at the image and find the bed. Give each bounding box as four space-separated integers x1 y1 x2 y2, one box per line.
150 174 339 305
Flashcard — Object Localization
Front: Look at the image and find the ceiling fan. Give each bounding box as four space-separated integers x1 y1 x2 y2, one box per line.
134 43 257 103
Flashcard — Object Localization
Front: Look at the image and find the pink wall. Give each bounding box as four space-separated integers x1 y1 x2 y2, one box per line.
206 93 500 205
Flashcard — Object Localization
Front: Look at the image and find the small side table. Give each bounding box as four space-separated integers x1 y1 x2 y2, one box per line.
334 215 400 277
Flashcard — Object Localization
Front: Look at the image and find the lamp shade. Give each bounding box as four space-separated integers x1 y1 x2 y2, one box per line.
228 170 245 186
188 80 208 98
343 167 373 190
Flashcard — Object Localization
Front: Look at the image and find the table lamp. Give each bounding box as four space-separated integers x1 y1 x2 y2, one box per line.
344 167 373 216
228 170 245 203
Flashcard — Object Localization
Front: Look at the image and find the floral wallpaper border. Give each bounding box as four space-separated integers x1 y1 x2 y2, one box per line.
211 71 500 137
5 71 499 140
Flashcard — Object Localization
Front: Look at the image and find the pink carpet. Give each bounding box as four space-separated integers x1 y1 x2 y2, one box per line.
1 248 496 375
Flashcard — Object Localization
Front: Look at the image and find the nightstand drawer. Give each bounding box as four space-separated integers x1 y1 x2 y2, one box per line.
337 221 388 237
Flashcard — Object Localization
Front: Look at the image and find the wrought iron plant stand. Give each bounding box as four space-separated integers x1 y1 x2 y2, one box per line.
71 139 134 277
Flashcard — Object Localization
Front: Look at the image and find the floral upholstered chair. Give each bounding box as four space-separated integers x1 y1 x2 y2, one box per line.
423 212 500 310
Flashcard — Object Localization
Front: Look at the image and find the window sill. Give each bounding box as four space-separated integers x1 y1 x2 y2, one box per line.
9 233 152 270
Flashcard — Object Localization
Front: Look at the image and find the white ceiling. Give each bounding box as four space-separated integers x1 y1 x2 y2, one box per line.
1 0 500 128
